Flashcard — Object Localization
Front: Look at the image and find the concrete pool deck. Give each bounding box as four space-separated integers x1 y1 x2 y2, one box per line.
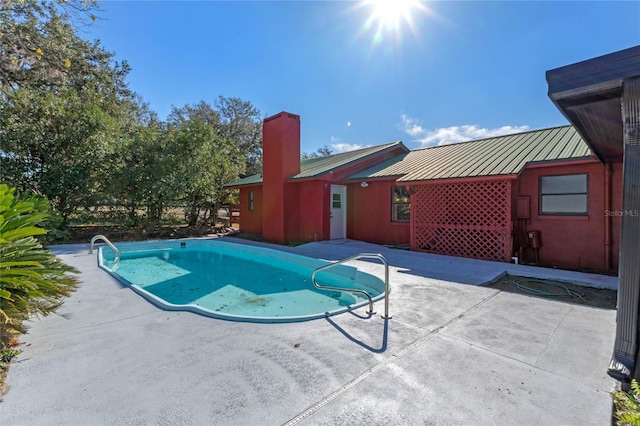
1 238 617 425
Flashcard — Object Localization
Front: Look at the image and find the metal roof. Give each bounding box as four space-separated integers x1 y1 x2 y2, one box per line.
224 141 404 187
224 173 263 188
347 125 591 183
291 141 404 180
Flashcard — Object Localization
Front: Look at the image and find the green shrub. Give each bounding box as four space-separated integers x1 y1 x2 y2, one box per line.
613 379 640 425
0 184 79 349
0 348 21 369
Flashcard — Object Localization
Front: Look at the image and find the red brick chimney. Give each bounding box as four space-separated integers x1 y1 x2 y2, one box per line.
262 112 301 244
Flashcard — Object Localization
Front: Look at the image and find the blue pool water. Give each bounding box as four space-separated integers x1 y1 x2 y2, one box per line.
98 239 385 322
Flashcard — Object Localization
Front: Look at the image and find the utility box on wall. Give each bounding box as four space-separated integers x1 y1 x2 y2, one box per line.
528 230 542 248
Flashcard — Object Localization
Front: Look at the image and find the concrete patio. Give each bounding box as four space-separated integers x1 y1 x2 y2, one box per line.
0 238 617 425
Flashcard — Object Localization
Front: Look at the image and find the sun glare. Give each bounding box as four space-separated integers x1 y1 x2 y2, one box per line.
369 0 414 29
358 0 430 48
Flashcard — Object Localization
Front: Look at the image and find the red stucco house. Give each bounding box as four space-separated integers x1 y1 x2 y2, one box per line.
225 111 623 273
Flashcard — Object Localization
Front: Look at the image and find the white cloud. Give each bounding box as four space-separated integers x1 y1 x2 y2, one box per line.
332 142 365 153
400 114 426 136
400 114 530 148
330 136 366 153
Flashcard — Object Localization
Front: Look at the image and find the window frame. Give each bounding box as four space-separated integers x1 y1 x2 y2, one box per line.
332 192 342 209
539 173 588 216
248 190 254 211
391 186 411 223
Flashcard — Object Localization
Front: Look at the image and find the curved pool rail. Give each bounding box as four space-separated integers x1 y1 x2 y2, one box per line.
312 253 391 319
95 239 387 323
90 235 120 265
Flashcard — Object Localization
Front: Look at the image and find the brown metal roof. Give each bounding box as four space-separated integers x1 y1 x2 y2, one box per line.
347 125 590 182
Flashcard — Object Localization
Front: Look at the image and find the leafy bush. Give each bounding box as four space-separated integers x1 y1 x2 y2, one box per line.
613 379 640 425
0 184 79 349
0 348 21 369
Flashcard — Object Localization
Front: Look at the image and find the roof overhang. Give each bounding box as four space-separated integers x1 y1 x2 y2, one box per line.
397 174 519 186
546 45 640 163
224 183 262 189
223 174 263 189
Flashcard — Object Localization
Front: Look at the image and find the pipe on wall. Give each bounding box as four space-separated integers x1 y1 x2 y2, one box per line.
604 163 612 271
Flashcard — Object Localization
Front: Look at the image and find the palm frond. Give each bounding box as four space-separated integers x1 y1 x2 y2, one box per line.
0 184 79 349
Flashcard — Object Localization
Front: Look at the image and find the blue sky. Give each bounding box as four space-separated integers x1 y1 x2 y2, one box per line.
87 1 640 154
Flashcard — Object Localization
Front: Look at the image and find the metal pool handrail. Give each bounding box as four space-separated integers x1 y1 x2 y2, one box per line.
311 253 391 319
89 234 120 264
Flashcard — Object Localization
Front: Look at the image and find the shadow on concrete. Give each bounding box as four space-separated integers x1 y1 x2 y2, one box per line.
325 314 388 353
47 243 90 255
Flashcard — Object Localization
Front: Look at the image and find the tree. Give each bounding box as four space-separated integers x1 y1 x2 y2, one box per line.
0 184 78 349
0 0 139 224
1 86 127 222
301 145 334 159
316 145 333 156
166 102 246 226
108 99 171 225
214 96 263 176
1 0 101 91
1 1 264 228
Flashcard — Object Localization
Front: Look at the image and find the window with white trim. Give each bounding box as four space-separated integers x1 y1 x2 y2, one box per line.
249 191 254 211
540 174 588 215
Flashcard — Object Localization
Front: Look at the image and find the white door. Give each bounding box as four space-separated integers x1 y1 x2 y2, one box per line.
330 185 347 239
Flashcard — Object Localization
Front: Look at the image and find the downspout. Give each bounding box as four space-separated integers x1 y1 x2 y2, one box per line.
604 163 612 272
609 76 640 383
505 180 513 262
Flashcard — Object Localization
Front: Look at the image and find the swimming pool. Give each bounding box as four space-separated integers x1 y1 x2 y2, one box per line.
97 239 386 322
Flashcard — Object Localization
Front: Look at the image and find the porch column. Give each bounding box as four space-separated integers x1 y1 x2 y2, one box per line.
610 77 640 382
